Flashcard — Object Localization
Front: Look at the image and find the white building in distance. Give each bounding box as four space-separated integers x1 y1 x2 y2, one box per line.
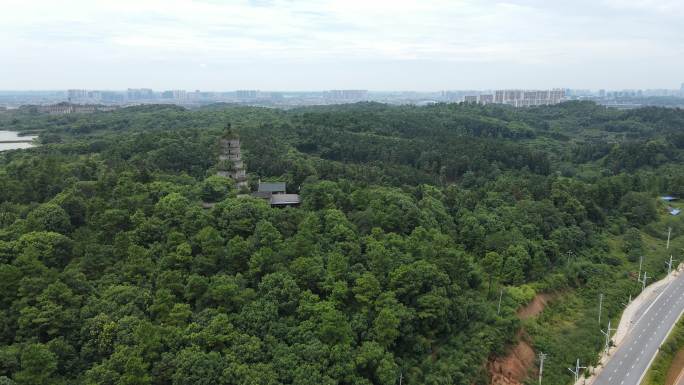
464 88 565 107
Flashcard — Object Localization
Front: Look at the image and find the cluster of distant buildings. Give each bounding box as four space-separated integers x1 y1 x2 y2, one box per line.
32 102 118 115
323 89 368 100
565 85 684 99
67 88 220 103
454 84 684 109
61 88 369 106
2 84 684 110
565 84 684 109
462 89 566 107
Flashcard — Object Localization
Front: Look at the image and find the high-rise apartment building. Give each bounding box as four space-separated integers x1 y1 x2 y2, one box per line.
126 88 154 100
161 90 187 100
464 88 565 107
67 89 88 100
236 90 259 99
325 90 368 101
479 94 494 104
549 89 564 104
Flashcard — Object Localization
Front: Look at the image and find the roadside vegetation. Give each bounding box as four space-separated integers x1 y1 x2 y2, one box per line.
526 211 684 385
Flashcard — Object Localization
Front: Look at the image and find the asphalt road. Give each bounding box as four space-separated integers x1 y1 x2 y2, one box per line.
593 271 684 385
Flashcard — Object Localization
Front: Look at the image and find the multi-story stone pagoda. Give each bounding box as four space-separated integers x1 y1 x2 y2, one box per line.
216 125 248 190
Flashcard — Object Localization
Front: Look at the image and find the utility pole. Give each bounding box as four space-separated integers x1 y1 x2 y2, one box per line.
398 372 403 385
497 288 503 315
568 358 587 383
538 352 547 385
639 271 650 292
666 255 676 275
667 227 672 250
598 293 604 325
601 319 616 353
638 255 643 281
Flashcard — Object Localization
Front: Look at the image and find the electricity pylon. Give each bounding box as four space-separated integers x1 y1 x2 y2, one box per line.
568 358 587 383
601 319 616 353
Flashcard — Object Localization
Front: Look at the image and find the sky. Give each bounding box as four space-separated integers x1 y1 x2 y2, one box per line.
1 0 683 91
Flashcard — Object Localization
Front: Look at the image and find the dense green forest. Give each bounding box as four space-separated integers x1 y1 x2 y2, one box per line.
1 101 684 385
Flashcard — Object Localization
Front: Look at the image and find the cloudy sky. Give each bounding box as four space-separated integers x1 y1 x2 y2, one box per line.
1 0 683 91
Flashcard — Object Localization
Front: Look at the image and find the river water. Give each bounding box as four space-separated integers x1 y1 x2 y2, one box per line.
0 130 38 151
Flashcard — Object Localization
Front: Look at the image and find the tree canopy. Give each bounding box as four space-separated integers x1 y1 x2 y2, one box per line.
0 101 683 384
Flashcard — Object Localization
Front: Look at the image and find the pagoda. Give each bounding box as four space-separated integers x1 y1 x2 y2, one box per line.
216 124 248 190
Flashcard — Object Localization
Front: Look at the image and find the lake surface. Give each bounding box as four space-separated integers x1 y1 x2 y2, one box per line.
0 130 38 151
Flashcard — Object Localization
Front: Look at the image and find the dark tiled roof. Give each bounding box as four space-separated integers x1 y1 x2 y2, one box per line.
251 191 272 199
258 182 286 193
270 194 301 205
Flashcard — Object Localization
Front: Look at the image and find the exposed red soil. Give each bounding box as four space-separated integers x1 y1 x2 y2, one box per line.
488 293 558 385
664 347 684 385
489 331 536 385
517 293 555 320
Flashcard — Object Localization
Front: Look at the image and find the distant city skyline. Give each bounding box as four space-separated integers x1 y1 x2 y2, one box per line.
2 85 684 93
2 0 684 91
3 86 684 111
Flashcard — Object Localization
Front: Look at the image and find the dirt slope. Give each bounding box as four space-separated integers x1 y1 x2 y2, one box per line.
665 348 684 385
489 331 536 385
517 293 554 320
488 293 557 385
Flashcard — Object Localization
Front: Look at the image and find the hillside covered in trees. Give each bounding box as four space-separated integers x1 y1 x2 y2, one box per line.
1 101 684 385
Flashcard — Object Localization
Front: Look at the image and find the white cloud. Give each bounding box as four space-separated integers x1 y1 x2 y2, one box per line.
0 0 682 89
